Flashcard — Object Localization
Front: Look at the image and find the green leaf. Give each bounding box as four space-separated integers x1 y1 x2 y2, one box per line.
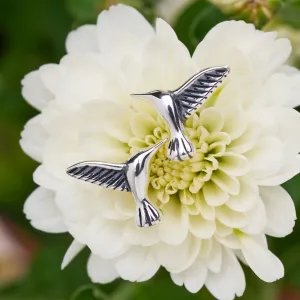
277 0 300 28
173 0 228 53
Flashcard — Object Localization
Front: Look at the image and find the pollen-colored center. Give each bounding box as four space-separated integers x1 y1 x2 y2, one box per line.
128 109 233 215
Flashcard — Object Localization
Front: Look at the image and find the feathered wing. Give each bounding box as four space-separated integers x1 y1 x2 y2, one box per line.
66 161 130 192
173 66 230 121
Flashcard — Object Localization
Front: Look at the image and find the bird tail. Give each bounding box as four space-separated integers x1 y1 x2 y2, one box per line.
167 133 195 161
136 199 160 228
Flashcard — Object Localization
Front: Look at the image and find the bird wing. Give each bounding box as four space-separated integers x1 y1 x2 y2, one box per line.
66 161 130 192
173 66 230 122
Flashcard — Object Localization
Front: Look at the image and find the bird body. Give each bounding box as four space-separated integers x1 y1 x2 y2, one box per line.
66 139 166 227
132 66 230 161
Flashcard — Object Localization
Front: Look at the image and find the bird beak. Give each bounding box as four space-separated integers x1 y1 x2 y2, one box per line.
130 93 150 101
151 138 168 152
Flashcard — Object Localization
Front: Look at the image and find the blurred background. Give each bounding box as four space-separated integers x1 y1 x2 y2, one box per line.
1 0 300 299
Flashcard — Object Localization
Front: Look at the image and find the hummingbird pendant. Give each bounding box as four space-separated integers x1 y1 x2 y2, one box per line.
131 66 230 161
66 139 167 228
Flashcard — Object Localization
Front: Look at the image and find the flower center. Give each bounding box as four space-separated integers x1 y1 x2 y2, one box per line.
130 110 231 214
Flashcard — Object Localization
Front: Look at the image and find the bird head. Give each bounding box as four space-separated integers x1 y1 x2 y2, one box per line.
130 90 167 103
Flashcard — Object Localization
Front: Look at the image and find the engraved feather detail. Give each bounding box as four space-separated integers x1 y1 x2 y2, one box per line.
66 162 130 192
174 66 230 121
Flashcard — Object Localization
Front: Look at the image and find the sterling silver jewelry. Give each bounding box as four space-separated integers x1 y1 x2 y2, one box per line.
66 139 167 228
131 66 230 161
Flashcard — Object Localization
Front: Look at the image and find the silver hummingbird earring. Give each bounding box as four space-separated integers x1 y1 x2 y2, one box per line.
131 66 230 161
66 139 167 228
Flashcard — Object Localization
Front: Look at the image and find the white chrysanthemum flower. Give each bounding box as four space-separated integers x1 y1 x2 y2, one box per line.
21 4 300 300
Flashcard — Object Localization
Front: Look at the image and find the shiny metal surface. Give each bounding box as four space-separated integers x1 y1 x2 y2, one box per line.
131 66 230 161
66 139 167 227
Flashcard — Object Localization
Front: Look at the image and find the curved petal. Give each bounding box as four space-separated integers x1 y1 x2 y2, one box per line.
158 201 189 245
226 178 259 212
239 234 284 282
155 18 177 39
61 240 85 269
155 234 201 274
193 21 291 78
189 214 216 239
206 248 245 300
260 186 296 237
216 206 248 228
171 261 207 294
123 220 160 247
258 154 300 186
115 247 160 282
88 254 119 284
96 4 154 63
246 136 284 179
21 70 53 110
203 180 229 207
24 187 67 233
87 219 129 259
242 196 267 234
20 115 48 163
199 107 224 134
66 25 98 54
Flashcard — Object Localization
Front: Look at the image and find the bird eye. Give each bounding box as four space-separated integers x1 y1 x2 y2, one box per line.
151 91 162 98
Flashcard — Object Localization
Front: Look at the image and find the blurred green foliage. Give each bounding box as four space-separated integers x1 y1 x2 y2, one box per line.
1 0 300 299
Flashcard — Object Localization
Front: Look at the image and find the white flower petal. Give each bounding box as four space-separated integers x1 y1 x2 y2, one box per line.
130 113 157 139
88 254 119 284
218 153 249 177
211 170 240 195
33 165 62 190
200 107 224 134
24 187 67 233
138 35 195 92
206 239 222 273
158 201 189 245
256 72 300 108
195 191 216 221
123 220 160 246
242 196 267 235
21 70 53 110
206 248 245 300
203 180 229 207
268 107 300 155
189 214 216 239
155 234 201 274
216 206 248 228
221 106 247 140
66 25 98 54
246 136 284 179
97 4 154 62
61 240 85 269
115 247 159 282
156 18 177 39
171 261 207 294
88 219 129 259
260 186 296 237
193 21 291 78
258 154 300 186
239 234 284 282
226 178 259 212
38 64 62 95
20 115 48 162
228 122 261 154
